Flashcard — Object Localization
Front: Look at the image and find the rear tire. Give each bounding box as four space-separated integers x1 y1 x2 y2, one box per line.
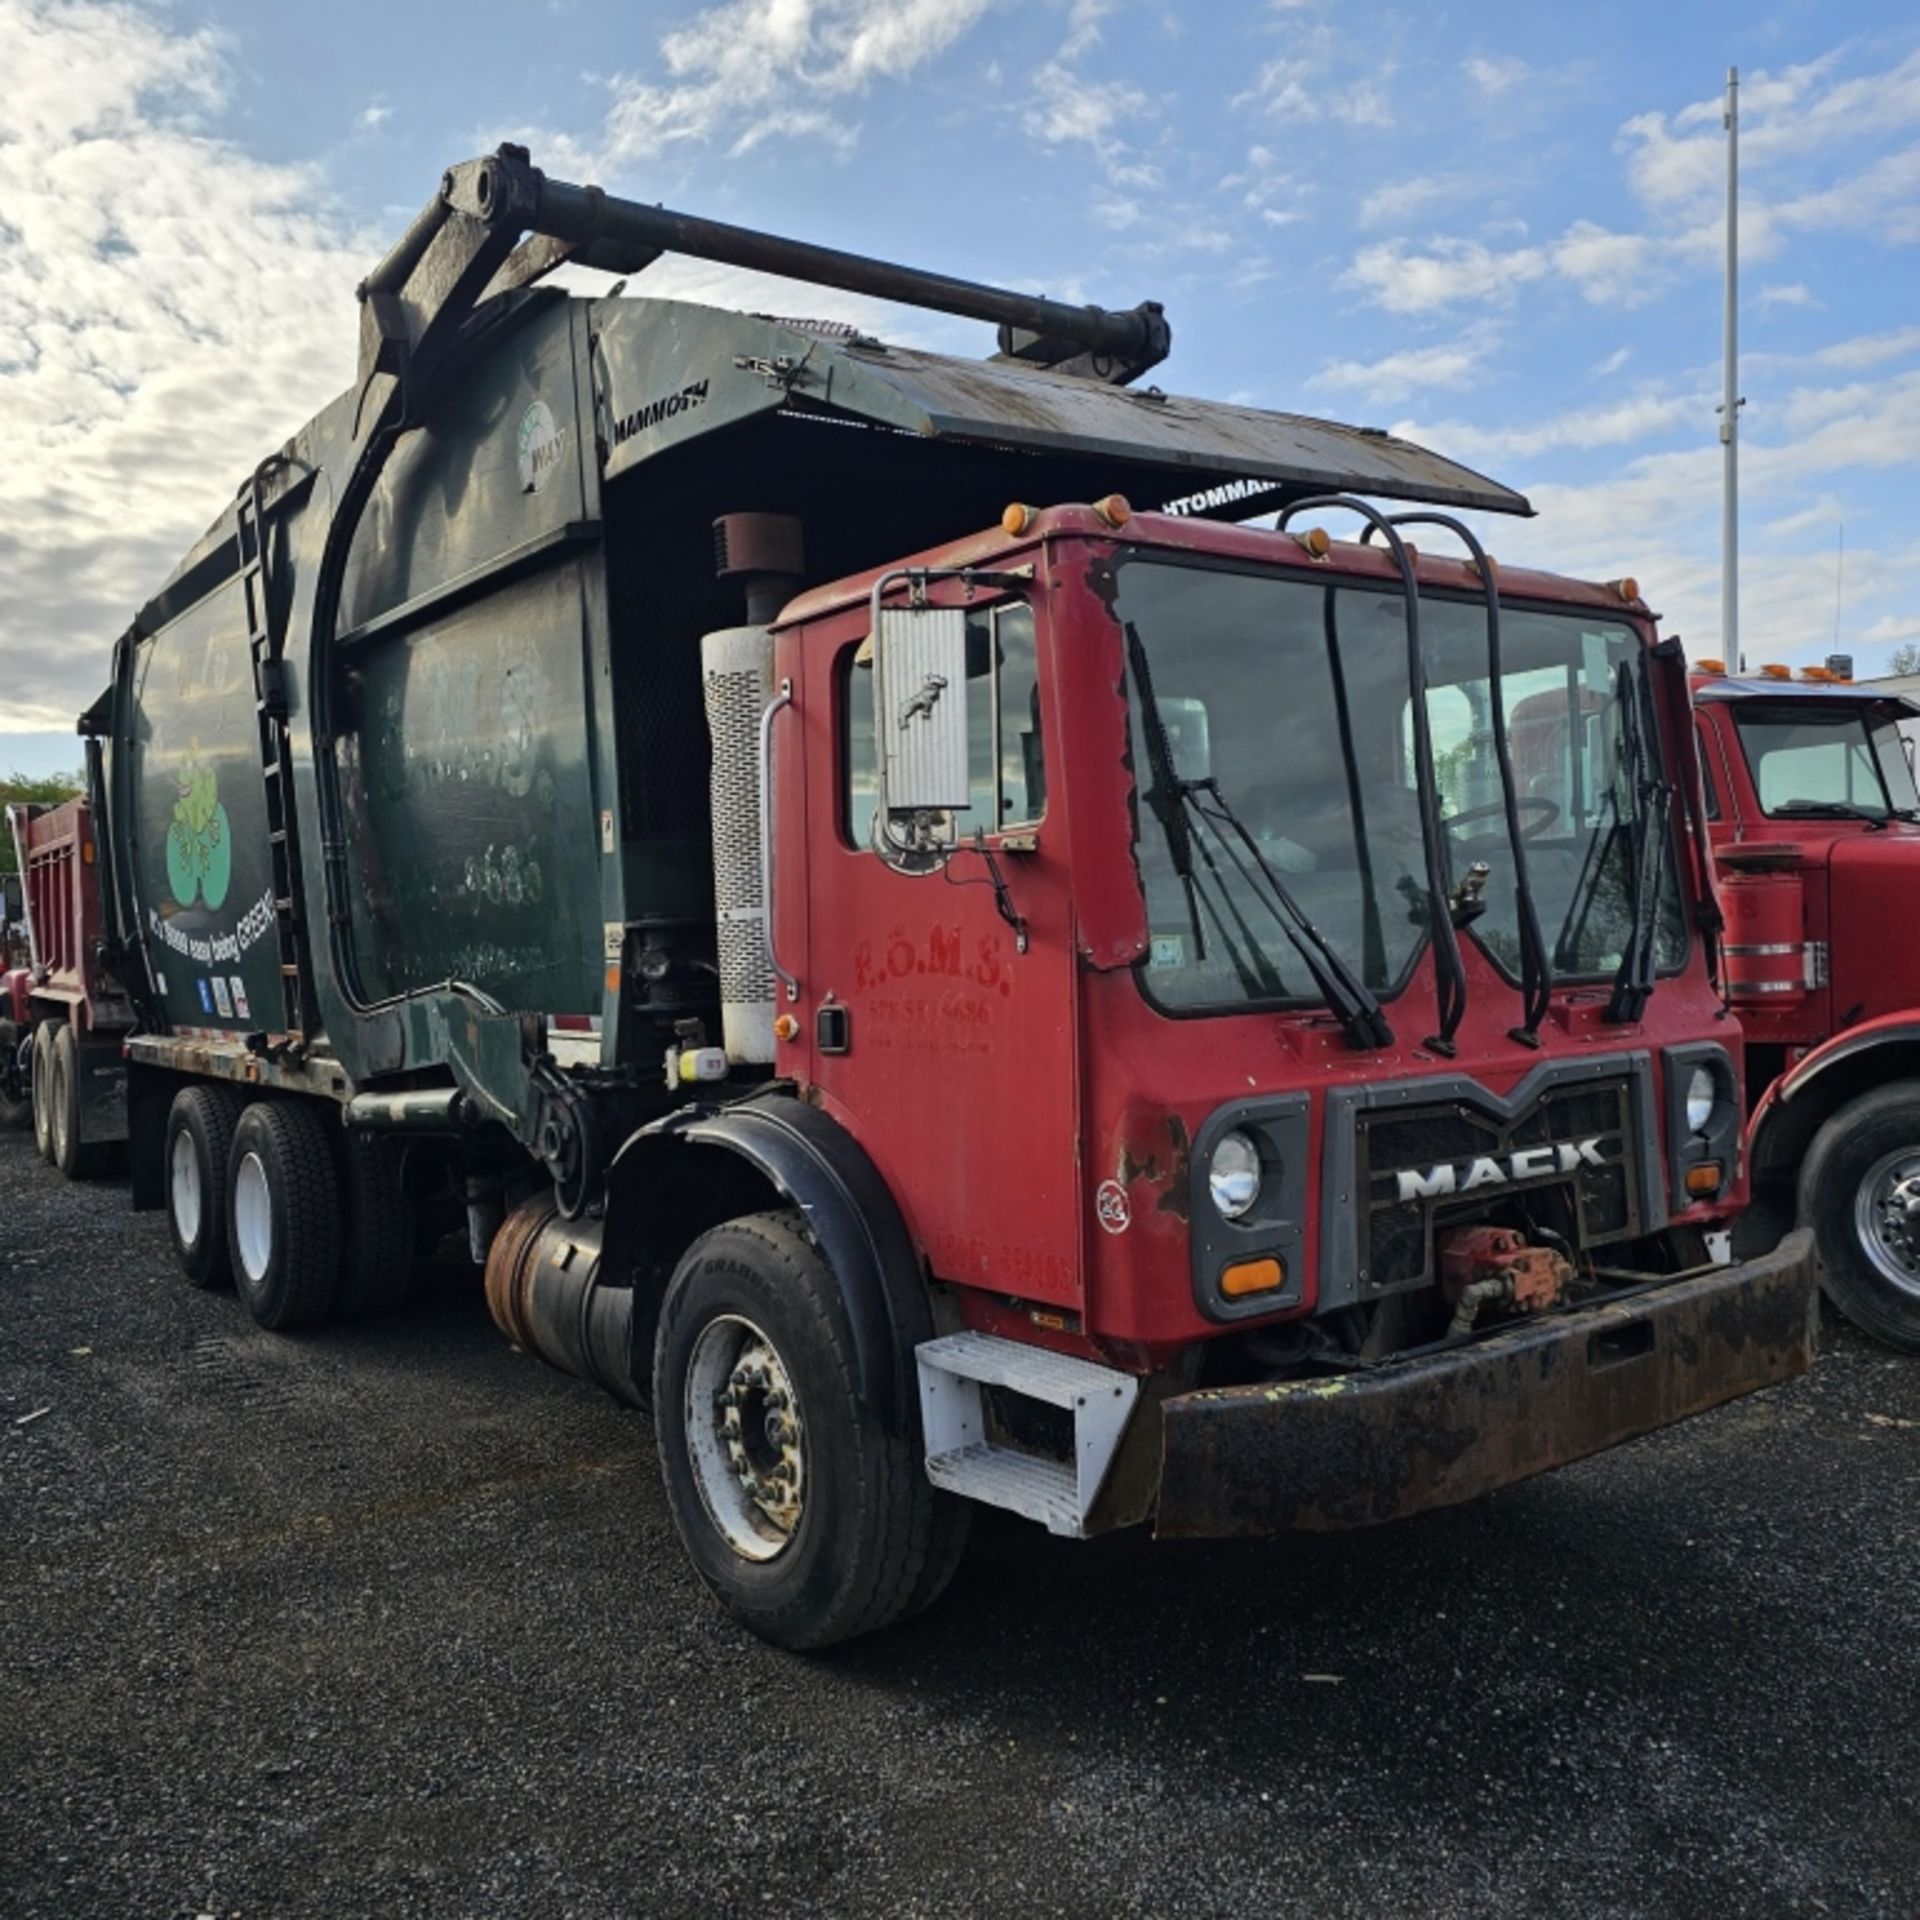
1801 1082 1920 1353
653 1209 966 1650
30 1023 54 1161
334 1131 415 1315
49 1022 108 1178
0 1018 31 1129
227 1100 342 1331
167 1086 244 1289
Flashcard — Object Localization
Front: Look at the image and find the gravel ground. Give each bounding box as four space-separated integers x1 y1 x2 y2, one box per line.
2 1127 1917 1920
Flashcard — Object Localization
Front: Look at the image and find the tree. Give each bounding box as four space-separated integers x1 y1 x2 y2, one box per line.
1888 642 1920 677
0 771 85 880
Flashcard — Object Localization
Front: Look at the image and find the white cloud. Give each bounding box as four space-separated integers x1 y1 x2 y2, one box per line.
1357 173 1460 230
1464 55 1528 99
1310 331 1496 406
1398 390 1702 464
589 0 1001 165
0 0 368 729
357 100 392 129
1024 62 1148 149
1236 33 1397 129
1759 281 1819 309
1593 346 1632 377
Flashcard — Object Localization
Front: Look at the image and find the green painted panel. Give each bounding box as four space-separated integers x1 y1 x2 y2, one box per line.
127 581 285 1033
335 560 600 1013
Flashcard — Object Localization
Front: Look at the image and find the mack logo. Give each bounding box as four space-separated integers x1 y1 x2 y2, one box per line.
1392 1137 1609 1204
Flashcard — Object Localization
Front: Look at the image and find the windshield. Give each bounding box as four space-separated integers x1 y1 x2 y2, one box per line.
1732 703 1919 820
1118 557 1685 1015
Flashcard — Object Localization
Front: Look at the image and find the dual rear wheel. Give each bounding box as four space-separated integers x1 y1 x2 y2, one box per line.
164 1087 413 1328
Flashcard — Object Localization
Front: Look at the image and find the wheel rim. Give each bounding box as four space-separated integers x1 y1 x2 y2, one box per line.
683 1313 806 1563
1853 1148 1920 1303
170 1130 203 1247
233 1150 274 1284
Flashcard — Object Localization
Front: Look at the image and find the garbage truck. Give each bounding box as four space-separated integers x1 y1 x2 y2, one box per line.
85 147 1815 1646
1690 658 1920 1351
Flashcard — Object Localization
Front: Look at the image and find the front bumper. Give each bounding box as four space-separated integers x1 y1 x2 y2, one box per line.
1154 1229 1816 1539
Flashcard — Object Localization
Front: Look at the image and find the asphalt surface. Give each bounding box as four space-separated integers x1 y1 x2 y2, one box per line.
2 1126 1916 1920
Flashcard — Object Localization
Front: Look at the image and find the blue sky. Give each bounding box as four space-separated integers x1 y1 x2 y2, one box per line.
3 0 1918 776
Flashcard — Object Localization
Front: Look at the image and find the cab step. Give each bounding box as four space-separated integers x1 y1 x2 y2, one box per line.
915 1331 1139 1537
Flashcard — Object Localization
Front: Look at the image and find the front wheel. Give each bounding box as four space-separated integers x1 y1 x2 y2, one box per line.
0 1018 30 1129
653 1210 966 1650
1802 1082 1920 1352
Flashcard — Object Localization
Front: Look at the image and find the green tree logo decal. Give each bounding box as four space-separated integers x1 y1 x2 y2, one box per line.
165 753 232 910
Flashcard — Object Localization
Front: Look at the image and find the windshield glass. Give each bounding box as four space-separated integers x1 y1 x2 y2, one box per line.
1732 703 1919 819
1118 557 1685 1014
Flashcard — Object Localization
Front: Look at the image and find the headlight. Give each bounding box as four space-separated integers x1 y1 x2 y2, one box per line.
1685 1065 1717 1134
1209 1130 1262 1220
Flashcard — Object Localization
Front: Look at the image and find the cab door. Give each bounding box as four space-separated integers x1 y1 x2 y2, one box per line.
789 590 1084 1313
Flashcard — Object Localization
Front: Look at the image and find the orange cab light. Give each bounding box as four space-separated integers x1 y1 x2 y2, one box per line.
1001 502 1036 537
1092 493 1132 529
1694 657 1726 675
1294 526 1331 560
1685 1162 1724 1197
1759 663 1794 680
1608 577 1641 604
1800 666 1834 682
1221 1256 1285 1298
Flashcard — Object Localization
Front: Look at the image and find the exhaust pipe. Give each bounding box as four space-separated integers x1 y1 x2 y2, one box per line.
483 1195 643 1406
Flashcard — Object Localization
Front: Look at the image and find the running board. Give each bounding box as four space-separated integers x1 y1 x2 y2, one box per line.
915 1332 1139 1537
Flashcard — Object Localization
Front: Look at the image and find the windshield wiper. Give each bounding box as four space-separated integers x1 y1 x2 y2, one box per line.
1606 657 1671 1024
1770 799 1895 828
1124 621 1391 1050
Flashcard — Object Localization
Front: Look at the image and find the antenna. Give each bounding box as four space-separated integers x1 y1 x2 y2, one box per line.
1720 67 1743 660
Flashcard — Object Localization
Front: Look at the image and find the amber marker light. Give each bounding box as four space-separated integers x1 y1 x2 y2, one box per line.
1221 1256 1284 1297
773 1012 800 1043
1092 493 1131 528
1294 526 1331 559
1608 577 1641 603
1001 502 1036 536
1760 663 1794 680
1685 1163 1724 1197
1695 658 1727 675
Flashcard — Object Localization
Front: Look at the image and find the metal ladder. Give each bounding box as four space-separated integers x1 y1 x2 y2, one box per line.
235 471 306 1052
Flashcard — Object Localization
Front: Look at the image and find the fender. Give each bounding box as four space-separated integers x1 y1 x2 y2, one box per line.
1748 1014 1920 1183
608 1091 933 1435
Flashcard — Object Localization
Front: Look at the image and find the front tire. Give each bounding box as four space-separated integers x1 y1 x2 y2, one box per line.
653 1209 966 1650
0 1018 32 1129
1802 1082 1920 1352
227 1099 341 1331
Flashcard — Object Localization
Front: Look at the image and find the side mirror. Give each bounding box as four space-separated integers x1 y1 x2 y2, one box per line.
873 602 971 845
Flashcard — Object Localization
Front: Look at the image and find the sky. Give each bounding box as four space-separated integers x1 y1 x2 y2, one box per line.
2 0 1918 776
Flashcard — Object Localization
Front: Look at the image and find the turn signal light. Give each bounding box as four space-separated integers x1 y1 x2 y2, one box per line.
1001 502 1036 536
1685 1162 1724 1197
1092 493 1132 528
1221 1256 1284 1298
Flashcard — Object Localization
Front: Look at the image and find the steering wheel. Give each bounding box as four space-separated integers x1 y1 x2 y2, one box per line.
1443 797 1561 841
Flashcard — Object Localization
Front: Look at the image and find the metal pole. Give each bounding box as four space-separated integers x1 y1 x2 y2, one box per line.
1721 67 1741 660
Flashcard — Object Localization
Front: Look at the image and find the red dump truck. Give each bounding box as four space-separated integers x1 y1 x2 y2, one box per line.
1692 660 1920 1350
80 149 1814 1646
2 799 133 1173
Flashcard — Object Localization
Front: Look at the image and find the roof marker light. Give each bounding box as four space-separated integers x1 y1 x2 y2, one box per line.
1294 527 1331 559
1001 502 1036 536
1092 493 1131 528
1760 663 1793 680
1695 658 1727 675
1608 577 1641 603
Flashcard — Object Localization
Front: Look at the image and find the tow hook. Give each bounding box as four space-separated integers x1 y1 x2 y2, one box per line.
1437 1224 1571 1337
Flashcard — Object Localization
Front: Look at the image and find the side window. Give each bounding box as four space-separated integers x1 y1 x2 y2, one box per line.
1694 721 1720 819
843 601 1044 848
